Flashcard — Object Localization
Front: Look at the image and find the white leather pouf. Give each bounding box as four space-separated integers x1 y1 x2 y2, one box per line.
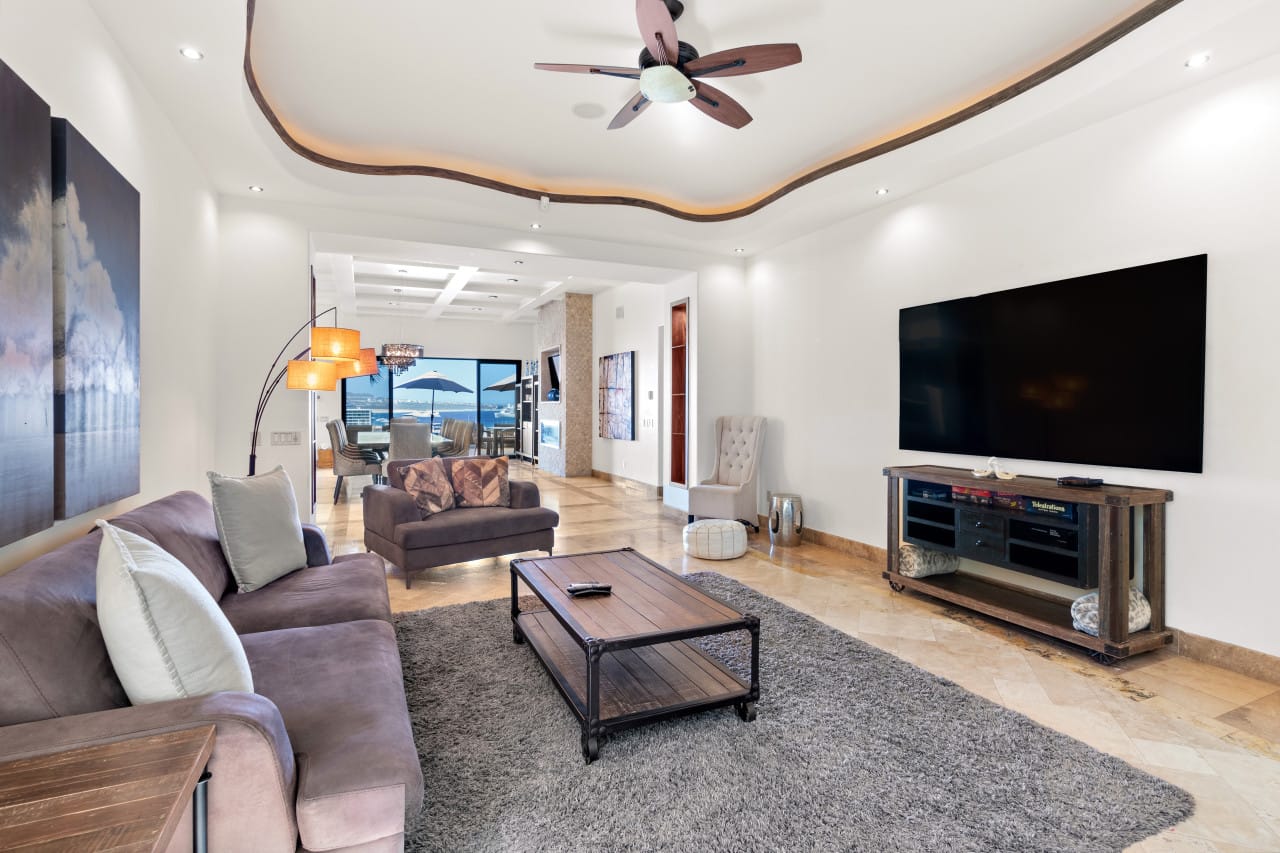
683 519 748 560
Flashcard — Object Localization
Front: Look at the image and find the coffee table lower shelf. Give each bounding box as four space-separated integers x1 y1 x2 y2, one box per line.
515 609 752 760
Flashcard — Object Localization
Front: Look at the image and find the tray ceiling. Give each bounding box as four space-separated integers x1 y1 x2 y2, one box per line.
245 0 1177 221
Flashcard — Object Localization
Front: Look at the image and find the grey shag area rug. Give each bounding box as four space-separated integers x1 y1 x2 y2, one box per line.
394 572 1192 852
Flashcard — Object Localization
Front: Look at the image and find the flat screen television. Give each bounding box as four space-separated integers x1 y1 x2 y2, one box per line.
545 353 562 392
899 254 1207 473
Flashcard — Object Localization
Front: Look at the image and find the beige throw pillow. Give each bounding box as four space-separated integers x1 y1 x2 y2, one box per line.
450 456 511 508
207 466 307 592
95 521 253 705
401 458 456 517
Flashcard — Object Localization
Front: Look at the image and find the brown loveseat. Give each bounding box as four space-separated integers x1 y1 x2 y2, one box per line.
0 492 422 853
363 457 559 588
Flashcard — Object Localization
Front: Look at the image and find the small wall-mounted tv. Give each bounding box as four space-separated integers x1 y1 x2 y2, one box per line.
545 353 562 392
899 255 1207 473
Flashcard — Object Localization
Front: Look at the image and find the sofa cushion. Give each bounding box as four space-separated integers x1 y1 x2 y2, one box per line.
400 458 455 517
0 531 128 725
394 506 560 550
109 490 232 601
208 466 308 593
241 621 423 852
447 456 510 508
95 522 253 705
219 553 392 635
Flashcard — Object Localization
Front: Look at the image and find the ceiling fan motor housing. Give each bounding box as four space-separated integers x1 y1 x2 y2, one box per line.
638 40 701 70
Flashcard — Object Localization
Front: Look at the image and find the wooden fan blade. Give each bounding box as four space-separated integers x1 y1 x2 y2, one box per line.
635 0 679 65
690 81 753 129
534 63 642 80
608 92 652 129
684 43 802 78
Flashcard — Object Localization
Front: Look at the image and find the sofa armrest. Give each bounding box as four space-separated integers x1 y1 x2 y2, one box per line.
301 523 331 567
509 480 541 509
0 692 299 852
363 484 419 541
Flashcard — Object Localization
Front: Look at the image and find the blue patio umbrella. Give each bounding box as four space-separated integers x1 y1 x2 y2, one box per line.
396 370 473 433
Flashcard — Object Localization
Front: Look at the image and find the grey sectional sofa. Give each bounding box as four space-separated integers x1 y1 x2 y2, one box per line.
0 491 422 853
363 457 559 588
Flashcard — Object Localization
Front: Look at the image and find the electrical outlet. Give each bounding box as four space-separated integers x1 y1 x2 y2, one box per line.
270 431 302 446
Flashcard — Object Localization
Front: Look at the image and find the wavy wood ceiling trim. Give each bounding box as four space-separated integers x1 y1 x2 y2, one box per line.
243 0 1184 223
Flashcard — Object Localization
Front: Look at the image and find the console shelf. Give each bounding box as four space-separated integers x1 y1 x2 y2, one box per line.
884 465 1173 662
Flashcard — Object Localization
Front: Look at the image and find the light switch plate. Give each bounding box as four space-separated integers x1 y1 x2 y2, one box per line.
270 431 302 446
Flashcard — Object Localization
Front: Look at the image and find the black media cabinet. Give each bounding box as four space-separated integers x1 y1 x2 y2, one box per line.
884 465 1173 662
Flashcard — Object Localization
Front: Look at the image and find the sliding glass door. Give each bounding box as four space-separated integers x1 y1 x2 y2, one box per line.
341 357 520 433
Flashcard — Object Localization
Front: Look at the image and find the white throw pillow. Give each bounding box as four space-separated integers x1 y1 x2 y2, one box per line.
207 465 307 592
96 521 253 704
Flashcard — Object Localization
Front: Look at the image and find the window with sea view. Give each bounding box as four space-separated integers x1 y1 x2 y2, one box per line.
342 357 520 433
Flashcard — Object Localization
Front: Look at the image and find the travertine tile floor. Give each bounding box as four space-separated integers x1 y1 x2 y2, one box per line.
316 463 1280 852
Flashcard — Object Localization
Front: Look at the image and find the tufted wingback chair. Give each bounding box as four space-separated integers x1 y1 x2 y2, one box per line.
688 416 766 530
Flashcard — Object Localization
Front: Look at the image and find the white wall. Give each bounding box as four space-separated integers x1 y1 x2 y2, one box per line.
0 0 219 573
592 284 666 486
745 54 1280 657
216 197 748 514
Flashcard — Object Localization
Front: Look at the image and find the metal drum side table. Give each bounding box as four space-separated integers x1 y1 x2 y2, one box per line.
768 493 804 548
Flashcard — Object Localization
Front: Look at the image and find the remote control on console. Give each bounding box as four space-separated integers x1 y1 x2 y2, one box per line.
1056 476 1103 487
566 582 613 597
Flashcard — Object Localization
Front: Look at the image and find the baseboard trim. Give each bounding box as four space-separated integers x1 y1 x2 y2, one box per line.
756 516 1278 684
1170 628 1280 685
591 470 662 498
755 515 887 564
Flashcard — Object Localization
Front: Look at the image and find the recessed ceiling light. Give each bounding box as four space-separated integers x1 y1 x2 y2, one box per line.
393 288 402 293
179 46 204 61
397 269 409 275
514 260 525 265
248 185 264 193
875 187 890 196
733 248 745 255
473 307 484 312
530 223 542 230
1184 51 1212 69
508 278 519 283
489 295 500 300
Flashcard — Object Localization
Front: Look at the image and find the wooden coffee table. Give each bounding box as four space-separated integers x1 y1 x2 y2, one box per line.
510 548 759 763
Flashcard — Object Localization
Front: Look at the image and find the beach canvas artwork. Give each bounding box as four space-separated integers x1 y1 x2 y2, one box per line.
598 350 635 440
0 60 54 547
52 119 140 519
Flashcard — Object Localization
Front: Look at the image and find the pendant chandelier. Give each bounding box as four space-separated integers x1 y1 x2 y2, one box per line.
380 343 424 375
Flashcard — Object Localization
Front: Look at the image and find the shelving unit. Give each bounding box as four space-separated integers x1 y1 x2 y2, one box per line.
517 375 538 464
884 465 1173 662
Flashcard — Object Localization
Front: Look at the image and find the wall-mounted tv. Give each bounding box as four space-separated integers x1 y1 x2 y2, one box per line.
899 255 1207 473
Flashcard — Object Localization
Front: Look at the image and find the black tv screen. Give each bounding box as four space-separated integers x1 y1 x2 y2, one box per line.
899 255 1207 473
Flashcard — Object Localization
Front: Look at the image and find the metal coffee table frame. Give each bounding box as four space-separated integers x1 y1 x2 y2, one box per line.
510 547 760 763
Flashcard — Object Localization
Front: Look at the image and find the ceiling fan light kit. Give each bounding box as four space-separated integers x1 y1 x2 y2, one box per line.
535 0 802 130
639 65 696 103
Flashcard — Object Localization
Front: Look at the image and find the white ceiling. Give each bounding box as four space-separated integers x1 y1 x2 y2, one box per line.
87 0 1280 255
249 0 1154 211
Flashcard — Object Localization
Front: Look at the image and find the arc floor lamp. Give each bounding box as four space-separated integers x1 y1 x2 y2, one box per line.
249 306 376 475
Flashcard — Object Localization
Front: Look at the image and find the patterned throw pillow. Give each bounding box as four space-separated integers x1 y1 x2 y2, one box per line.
1070 587 1152 637
450 456 511 508
898 542 960 578
401 459 456 517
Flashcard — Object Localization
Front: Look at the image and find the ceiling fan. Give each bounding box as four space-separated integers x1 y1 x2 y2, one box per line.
535 0 802 130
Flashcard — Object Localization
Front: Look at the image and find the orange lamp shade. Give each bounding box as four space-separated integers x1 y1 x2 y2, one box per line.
337 348 378 379
286 359 339 392
310 327 361 363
